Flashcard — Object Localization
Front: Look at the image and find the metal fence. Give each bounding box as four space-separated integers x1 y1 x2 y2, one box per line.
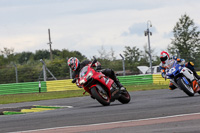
0 60 70 84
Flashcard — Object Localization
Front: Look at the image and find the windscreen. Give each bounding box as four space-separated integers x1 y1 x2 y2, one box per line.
79 66 88 78
166 59 176 69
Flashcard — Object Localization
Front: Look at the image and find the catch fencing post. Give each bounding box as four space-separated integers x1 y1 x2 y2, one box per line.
13 63 18 83
39 81 41 93
40 59 57 81
120 54 126 76
40 59 47 81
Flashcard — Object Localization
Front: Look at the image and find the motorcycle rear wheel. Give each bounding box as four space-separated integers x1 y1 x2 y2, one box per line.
118 90 131 104
91 86 110 106
177 78 194 96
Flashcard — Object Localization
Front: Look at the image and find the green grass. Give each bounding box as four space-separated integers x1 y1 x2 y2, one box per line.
0 84 168 104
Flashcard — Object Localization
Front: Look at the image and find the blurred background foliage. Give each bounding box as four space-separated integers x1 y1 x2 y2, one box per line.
1 14 200 84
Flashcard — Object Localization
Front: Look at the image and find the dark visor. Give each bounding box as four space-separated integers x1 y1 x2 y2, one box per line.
160 56 167 61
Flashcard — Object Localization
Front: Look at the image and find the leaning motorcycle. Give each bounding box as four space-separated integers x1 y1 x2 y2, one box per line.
74 57 131 106
166 60 200 96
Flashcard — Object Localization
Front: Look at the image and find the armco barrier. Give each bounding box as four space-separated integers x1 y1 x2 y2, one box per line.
118 75 153 85
0 81 46 95
46 79 80 92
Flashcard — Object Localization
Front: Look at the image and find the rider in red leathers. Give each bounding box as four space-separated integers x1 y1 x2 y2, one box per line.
67 57 126 91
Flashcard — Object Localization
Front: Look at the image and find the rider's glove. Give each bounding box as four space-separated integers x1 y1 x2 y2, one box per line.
161 72 166 78
177 58 185 66
177 58 181 62
172 56 177 60
72 78 76 83
76 82 82 88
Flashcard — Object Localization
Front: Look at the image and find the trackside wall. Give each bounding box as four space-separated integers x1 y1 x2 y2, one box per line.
46 79 79 92
0 81 47 95
0 73 181 95
118 75 153 85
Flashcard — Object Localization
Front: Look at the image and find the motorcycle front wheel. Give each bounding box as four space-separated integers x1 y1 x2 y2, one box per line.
91 86 110 106
177 78 194 96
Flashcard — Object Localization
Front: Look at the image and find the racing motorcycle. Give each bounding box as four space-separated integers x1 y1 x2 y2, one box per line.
166 60 200 96
74 57 131 106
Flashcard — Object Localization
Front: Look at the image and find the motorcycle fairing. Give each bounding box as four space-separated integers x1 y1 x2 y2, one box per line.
180 67 195 82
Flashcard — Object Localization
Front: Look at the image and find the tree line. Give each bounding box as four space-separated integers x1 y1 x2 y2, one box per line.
0 13 200 84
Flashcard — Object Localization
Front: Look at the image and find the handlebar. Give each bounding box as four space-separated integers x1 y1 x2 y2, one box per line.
72 78 77 83
91 56 97 66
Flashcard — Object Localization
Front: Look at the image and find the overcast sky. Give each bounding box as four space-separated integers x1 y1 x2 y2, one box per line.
0 0 200 59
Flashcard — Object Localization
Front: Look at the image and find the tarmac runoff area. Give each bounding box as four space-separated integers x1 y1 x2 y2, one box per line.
16 112 200 133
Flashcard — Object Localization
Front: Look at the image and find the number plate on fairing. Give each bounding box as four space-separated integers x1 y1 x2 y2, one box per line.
103 77 109 85
182 77 189 85
168 68 176 74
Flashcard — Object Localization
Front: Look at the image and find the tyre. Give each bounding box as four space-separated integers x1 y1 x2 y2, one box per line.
91 86 110 106
177 78 194 96
118 90 131 104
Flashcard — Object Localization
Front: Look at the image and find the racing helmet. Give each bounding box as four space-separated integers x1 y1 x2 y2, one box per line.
160 51 170 64
67 57 80 71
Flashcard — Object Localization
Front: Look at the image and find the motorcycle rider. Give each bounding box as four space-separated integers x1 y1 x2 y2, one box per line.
159 51 200 90
67 57 126 91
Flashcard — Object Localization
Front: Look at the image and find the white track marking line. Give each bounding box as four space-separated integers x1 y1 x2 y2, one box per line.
33 105 74 108
13 112 200 133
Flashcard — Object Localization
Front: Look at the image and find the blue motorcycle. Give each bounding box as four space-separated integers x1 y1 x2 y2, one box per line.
166 60 200 96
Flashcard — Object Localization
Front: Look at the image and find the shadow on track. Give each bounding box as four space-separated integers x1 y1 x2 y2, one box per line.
167 94 200 99
82 103 125 108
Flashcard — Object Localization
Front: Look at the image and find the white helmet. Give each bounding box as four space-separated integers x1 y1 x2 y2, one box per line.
160 51 170 64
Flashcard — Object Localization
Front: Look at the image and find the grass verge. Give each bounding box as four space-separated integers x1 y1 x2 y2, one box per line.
0 84 168 104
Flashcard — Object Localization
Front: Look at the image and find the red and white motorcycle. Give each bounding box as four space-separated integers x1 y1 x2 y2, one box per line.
74 57 131 106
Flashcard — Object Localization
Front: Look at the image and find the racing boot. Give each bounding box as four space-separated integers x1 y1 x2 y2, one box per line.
169 82 177 90
192 70 200 87
187 62 200 80
192 70 200 80
115 78 126 91
107 69 126 91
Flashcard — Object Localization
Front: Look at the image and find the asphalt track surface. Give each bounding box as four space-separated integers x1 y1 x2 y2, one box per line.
0 89 200 133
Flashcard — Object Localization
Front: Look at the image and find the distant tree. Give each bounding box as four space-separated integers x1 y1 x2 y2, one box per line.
123 46 141 63
71 51 87 61
0 47 14 57
52 49 62 59
59 49 71 59
0 55 6 66
123 46 141 72
110 47 116 61
168 14 200 62
0 47 15 63
16 52 34 64
34 50 50 60
140 44 158 66
98 45 109 60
